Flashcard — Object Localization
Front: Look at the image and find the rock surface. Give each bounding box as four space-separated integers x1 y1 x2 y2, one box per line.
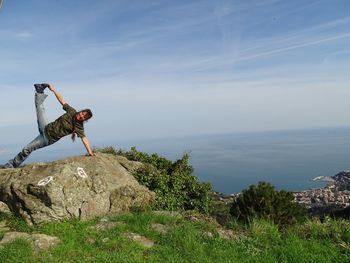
0 153 155 225
0 201 11 215
151 223 170 234
123 232 154 248
0 231 60 253
0 220 10 232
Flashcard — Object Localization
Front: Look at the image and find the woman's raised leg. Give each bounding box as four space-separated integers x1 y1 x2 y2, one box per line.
35 92 49 135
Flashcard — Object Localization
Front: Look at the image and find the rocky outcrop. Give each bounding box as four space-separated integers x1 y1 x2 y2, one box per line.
312 171 350 191
330 171 350 190
0 153 155 225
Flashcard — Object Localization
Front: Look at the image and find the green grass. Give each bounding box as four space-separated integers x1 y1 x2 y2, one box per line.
0 211 349 263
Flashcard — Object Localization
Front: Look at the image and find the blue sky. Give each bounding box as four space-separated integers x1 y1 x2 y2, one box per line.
1 0 350 146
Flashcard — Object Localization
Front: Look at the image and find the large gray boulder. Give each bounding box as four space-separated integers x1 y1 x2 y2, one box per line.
0 153 155 225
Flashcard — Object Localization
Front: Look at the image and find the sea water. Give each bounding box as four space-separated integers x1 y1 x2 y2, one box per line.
2 127 350 194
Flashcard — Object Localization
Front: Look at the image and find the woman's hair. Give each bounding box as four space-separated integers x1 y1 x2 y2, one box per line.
71 109 93 142
81 109 93 120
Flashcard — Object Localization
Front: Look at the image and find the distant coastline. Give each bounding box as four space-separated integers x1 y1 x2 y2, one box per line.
2 126 350 194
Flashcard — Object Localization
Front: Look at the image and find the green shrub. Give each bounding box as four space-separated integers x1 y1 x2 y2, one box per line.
230 182 307 226
95 146 212 213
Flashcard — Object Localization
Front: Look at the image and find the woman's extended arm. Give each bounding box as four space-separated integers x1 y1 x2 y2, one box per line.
81 136 95 156
48 84 66 106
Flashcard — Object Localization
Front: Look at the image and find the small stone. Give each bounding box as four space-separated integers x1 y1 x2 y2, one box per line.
123 232 154 248
217 228 235 240
102 237 109 243
0 232 31 245
202 231 214 238
151 223 170 234
86 237 95 244
0 225 10 232
0 221 10 231
188 216 199 222
0 202 11 215
30 234 61 253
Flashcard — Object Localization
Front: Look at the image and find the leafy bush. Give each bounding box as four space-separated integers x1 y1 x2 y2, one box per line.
230 182 307 226
95 146 212 213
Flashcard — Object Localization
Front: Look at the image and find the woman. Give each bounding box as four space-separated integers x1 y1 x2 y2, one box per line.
3 83 95 168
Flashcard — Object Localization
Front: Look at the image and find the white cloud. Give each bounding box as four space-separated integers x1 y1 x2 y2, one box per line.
15 30 34 39
0 149 8 156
